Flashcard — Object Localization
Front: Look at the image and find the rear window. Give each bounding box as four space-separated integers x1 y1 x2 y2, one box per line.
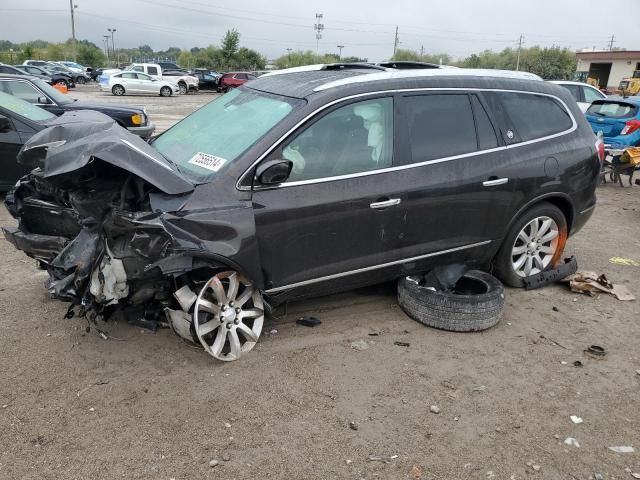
499 92 573 142
587 101 638 119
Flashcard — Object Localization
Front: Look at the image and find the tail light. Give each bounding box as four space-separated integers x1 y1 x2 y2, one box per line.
620 119 640 135
595 136 605 163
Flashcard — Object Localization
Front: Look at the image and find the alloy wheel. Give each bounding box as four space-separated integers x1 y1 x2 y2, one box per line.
178 83 187 95
112 85 124 96
511 216 559 277
193 271 264 361
160 86 171 97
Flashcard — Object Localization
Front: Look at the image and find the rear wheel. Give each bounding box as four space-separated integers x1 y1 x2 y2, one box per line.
160 86 172 97
178 81 187 95
111 84 125 96
76 76 86 85
55 79 68 88
494 202 568 287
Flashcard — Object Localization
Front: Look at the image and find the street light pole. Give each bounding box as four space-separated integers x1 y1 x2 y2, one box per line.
69 1 77 61
103 35 110 61
337 45 344 60
108 28 117 66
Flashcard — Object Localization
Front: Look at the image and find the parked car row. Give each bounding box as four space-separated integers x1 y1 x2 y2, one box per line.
22 59 91 85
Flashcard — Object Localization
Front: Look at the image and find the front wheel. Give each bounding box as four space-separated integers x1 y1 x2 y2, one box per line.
112 84 125 96
160 86 172 97
494 202 568 287
56 79 69 88
76 76 86 85
178 82 187 95
193 271 264 362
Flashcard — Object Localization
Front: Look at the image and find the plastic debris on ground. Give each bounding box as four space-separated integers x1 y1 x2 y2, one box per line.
570 415 583 424
524 256 578 290
562 271 635 301
608 446 635 453
295 316 321 327
416 263 467 291
350 340 369 351
609 257 640 267
585 345 607 357
564 437 580 448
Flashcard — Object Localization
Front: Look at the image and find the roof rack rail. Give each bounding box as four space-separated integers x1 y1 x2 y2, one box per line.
321 63 387 71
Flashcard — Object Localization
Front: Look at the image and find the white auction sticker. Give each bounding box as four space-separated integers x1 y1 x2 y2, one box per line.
188 152 227 172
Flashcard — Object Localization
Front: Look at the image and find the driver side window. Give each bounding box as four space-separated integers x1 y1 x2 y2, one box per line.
283 97 393 182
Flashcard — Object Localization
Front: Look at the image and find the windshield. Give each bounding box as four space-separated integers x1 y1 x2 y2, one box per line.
0 90 56 122
153 88 303 182
33 79 73 105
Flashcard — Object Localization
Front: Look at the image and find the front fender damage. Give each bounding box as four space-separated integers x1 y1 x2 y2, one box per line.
2 138 262 355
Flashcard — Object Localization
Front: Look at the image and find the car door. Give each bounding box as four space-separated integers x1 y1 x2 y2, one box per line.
394 92 512 263
135 73 154 94
251 95 410 293
120 72 139 93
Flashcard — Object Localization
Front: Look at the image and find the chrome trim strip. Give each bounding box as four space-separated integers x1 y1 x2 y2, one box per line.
237 87 578 190
264 240 492 294
482 178 509 187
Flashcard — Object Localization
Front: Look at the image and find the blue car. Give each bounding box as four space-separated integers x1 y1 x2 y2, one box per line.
585 96 640 148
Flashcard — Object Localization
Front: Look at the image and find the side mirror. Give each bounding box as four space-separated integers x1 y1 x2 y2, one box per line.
256 159 293 185
0 115 12 132
37 96 51 105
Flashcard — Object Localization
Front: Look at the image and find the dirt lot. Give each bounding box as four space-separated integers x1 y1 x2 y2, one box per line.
1 86 639 479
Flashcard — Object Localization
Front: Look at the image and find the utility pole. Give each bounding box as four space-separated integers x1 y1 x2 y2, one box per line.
608 34 615 50
69 0 77 61
108 28 117 66
420 45 424 58
286 47 292 67
516 34 523 71
314 13 324 56
393 26 399 58
337 45 344 60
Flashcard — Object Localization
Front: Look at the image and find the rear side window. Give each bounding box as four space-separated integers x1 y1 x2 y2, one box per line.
147 66 158 76
587 101 638 119
121 73 137 79
499 92 573 142
404 94 477 163
582 86 604 103
559 83 581 102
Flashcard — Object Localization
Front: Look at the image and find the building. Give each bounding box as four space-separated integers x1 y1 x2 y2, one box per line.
575 50 640 91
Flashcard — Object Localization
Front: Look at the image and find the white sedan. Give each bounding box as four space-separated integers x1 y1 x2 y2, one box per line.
101 72 180 97
550 80 606 113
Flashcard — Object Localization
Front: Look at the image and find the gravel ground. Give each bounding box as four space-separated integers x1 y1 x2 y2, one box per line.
0 86 639 479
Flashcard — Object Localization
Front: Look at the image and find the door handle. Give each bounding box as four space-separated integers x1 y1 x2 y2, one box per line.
370 198 401 209
482 177 509 187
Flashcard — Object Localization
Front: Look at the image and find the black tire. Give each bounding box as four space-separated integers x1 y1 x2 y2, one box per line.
112 84 125 96
55 79 68 88
160 86 172 97
178 81 187 95
493 202 568 288
397 270 505 332
76 76 86 85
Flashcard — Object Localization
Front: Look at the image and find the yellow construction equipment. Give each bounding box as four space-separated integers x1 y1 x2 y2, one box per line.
619 70 640 96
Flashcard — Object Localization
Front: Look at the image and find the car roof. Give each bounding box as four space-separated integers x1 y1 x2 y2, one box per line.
549 80 599 88
248 67 544 99
0 73 42 81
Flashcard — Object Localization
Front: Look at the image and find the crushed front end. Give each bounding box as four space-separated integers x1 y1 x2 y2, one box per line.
3 116 265 361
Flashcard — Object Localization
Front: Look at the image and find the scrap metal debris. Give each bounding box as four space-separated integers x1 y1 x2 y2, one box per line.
608 446 635 453
585 345 607 357
562 271 635 301
609 257 640 267
295 316 321 327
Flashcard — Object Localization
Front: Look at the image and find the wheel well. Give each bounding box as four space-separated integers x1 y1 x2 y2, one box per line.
178 80 186 85
542 196 574 231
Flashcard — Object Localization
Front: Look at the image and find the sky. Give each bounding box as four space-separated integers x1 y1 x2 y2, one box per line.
2 0 640 62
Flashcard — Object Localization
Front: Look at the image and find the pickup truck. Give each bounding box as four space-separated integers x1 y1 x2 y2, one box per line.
127 63 198 94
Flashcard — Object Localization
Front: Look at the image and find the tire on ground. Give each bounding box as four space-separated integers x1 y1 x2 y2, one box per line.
397 270 505 332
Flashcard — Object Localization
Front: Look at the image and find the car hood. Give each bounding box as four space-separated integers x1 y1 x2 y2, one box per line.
62 100 143 115
19 110 194 194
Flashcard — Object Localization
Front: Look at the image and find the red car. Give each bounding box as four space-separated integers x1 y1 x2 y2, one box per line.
218 72 257 92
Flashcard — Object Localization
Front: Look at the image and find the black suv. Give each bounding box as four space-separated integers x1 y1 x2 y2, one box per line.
0 74 154 137
3 67 600 361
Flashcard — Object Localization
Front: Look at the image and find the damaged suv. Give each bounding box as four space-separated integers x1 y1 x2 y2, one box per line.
3 67 601 361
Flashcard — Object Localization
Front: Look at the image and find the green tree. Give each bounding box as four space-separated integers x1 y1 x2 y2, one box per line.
391 48 452 65
77 44 105 67
46 43 64 60
221 29 240 61
177 50 194 69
